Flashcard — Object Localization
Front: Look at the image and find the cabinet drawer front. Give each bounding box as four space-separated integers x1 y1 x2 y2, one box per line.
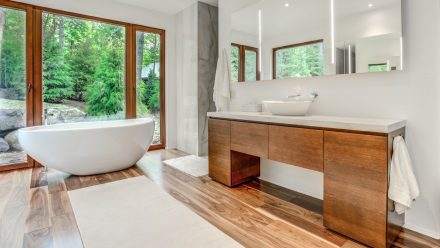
231 121 269 158
269 126 323 172
324 131 388 248
208 119 231 186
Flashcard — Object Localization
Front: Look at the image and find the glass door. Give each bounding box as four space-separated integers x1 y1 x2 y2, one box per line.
0 4 32 168
133 26 165 149
41 12 126 125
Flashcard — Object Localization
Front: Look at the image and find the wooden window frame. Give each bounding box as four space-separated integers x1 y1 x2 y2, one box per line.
0 0 34 171
0 0 166 170
130 25 166 150
231 43 260 82
272 39 324 80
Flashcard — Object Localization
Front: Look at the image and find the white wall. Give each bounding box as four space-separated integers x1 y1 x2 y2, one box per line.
175 4 199 155
220 0 440 239
16 0 178 148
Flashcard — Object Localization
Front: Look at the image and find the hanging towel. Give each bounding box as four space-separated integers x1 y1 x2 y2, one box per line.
388 136 420 214
213 49 231 112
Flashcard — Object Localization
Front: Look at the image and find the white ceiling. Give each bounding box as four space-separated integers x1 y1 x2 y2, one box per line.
114 0 218 15
232 0 400 37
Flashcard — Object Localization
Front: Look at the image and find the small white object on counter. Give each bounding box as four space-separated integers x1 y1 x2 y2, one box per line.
241 103 262 112
207 111 406 133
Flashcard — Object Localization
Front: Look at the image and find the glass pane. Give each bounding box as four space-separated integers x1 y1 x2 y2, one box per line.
42 12 126 125
368 64 388 72
230 45 239 83
0 7 27 165
244 50 257 81
135 31 162 145
275 42 324 79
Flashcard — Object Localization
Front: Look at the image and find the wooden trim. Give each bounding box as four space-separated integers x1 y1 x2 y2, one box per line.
131 26 166 149
0 0 28 9
243 45 260 81
231 43 260 82
0 1 34 168
149 144 165 151
272 39 324 80
0 163 31 172
126 25 135 119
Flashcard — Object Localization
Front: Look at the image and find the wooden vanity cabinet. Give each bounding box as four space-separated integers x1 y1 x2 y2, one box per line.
269 125 324 172
208 119 260 187
323 129 405 248
208 119 231 186
324 131 389 248
208 117 405 247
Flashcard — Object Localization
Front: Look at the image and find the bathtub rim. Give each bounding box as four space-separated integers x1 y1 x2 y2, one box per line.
18 118 154 133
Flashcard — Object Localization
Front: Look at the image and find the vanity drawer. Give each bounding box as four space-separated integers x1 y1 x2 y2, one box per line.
231 121 269 158
269 126 323 172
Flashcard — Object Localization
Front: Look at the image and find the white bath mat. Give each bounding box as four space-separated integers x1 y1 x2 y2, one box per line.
163 155 208 177
68 177 242 248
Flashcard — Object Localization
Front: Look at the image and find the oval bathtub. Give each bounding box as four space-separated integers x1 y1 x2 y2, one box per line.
18 118 154 176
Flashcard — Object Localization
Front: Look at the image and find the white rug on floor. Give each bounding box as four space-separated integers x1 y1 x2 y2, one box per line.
68 177 242 248
163 155 208 177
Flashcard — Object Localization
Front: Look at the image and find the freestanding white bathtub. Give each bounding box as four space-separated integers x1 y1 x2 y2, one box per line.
18 118 154 175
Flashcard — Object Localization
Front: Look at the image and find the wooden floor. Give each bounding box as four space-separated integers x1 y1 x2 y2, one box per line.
0 149 439 248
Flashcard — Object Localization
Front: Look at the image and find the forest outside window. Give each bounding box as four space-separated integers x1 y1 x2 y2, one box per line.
42 12 127 124
273 40 324 80
0 0 166 166
230 43 260 82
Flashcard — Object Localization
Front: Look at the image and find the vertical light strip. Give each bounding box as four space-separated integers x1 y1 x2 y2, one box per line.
348 45 352 74
258 9 262 74
400 37 404 70
331 0 335 64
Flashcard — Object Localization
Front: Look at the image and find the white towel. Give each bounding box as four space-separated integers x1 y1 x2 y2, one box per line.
388 136 420 214
213 49 231 112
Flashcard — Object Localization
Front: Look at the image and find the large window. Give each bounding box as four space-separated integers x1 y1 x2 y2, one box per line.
42 12 126 125
0 6 28 166
230 43 259 82
273 40 324 80
0 2 166 169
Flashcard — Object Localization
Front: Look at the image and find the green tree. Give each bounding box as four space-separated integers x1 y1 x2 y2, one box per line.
42 39 73 103
41 14 74 103
86 25 124 116
0 8 26 99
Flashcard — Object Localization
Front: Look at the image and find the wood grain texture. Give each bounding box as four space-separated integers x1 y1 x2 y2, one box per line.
208 118 232 186
0 149 437 248
230 151 260 186
269 125 324 172
231 121 269 158
324 131 389 248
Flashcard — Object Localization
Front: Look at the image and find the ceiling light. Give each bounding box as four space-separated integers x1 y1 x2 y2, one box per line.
368 3 373 8
284 3 290 7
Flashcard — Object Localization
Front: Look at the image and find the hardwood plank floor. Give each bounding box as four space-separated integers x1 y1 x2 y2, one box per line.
0 149 438 248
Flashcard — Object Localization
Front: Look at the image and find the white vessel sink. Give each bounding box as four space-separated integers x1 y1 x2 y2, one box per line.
263 100 312 116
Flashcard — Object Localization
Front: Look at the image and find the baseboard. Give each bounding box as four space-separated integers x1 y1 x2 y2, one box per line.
404 223 440 240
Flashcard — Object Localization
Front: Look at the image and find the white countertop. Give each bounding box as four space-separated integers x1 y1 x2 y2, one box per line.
207 112 406 134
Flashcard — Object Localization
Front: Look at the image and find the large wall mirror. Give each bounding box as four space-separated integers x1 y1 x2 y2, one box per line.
230 0 403 82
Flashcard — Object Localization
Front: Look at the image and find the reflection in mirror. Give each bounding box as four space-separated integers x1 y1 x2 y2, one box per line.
230 0 402 82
